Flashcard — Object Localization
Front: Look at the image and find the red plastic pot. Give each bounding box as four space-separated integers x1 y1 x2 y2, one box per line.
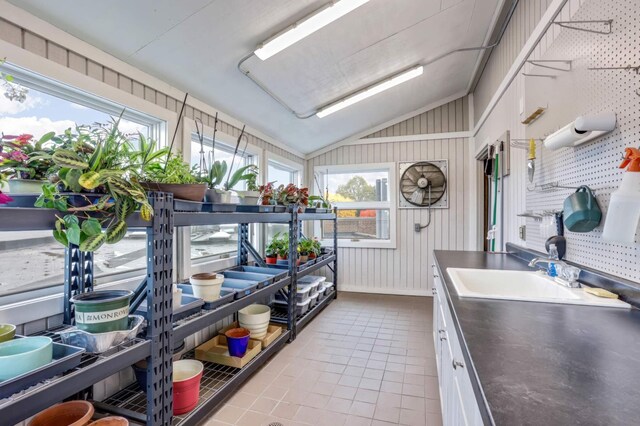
265 256 277 265
173 360 204 415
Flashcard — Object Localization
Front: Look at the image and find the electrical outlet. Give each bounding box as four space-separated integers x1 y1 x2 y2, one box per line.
414 223 421 233
519 225 526 241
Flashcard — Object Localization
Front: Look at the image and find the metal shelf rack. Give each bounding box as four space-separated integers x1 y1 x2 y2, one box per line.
0 196 338 425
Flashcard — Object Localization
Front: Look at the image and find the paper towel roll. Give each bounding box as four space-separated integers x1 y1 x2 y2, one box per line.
544 122 590 150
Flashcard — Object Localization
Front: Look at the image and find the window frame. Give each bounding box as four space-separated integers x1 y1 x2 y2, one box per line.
313 162 397 249
0 58 175 309
266 151 304 187
180 118 263 280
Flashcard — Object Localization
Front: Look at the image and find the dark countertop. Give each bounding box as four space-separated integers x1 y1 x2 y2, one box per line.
434 250 640 426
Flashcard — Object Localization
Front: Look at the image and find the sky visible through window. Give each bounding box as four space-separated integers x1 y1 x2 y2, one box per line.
0 84 150 296
0 84 148 138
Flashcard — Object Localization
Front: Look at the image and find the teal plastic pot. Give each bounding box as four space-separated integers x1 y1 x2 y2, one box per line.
71 290 132 333
0 336 52 381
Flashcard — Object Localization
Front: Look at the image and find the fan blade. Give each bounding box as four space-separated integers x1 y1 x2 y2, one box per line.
426 172 446 188
410 188 425 204
403 167 421 184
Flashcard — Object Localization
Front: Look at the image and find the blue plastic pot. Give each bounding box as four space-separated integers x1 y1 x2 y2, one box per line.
225 328 250 357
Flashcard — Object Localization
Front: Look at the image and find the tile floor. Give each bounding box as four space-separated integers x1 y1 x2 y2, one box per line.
204 292 442 426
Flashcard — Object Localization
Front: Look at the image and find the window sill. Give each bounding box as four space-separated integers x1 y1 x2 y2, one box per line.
322 239 397 249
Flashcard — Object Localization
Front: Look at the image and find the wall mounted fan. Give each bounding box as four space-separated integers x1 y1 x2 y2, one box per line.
398 161 448 209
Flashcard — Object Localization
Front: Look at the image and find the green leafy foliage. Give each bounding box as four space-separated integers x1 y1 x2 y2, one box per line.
225 164 259 191
142 153 198 184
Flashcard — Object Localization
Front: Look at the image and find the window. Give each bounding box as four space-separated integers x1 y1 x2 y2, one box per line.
189 132 258 262
0 68 165 297
314 163 396 248
266 156 303 244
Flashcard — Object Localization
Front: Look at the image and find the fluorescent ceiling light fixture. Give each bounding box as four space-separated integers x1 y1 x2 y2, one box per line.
316 65 424 118
254 0 370 60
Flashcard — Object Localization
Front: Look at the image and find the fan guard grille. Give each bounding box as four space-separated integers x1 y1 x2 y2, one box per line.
399 161 447 207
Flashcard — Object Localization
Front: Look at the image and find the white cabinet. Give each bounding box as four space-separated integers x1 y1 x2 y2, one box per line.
433 267 485 426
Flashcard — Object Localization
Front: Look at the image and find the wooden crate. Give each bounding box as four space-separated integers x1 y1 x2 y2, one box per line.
219 321 283 349
195 335 261 368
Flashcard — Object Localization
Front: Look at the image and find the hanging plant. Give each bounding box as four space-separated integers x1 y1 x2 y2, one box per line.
35 119 158 252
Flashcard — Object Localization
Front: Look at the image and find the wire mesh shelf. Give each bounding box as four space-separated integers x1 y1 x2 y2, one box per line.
0 324 146 408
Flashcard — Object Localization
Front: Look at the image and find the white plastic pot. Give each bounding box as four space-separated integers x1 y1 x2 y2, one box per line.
189 273 224 302
235 190 260 205
238 304 271 339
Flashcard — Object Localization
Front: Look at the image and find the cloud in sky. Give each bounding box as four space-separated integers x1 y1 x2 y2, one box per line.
0 94 46 115
0 116 75 139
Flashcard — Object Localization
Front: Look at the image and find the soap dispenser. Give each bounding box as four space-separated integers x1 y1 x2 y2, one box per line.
602 148 640 243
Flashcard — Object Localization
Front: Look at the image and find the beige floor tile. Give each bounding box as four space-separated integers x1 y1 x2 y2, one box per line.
338 375 360 388
345 415 373 426
262 384 289 400
201 293 441 426
328 396 353 414
354 388 379 404
377 392 402 409
211 404 244 424
374 406 401 423
380 380 403 394
401 395 427 411
350 400 376 418
403 383 426 398
316 410 348 426
250 396 279 415
332 384 357 400
271 401 301 420
359 378 382 391
400 408 427 426
363 368 384 380
313 381 336 396
304 392 330 409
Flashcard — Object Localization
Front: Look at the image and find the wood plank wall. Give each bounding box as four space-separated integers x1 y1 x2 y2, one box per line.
473 0 554 126
307 98 470 295
364 96 469 138
0 18 304 165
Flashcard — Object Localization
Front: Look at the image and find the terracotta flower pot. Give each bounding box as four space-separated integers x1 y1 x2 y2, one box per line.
265 256 277 265
140 182 207 202
309 253 317 260
29 400 94 426
87 417 129 426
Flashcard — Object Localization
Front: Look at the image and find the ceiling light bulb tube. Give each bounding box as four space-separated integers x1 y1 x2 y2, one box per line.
255 0 370 60
316 65 424 118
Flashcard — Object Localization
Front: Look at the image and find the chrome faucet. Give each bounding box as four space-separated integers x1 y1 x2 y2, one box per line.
528 257 567 270
528 258 581 288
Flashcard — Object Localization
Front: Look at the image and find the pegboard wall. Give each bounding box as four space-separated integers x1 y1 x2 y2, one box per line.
523 0 640 283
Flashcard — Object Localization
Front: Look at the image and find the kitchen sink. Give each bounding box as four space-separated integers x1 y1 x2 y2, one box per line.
446 268 630 308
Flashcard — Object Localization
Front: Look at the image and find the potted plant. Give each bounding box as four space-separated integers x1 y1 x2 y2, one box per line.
309 238 322 260
232 165 260 205
0 132 57 193
140 151 206 202
265 236 280 264
258 182 275 205
272 232 290 265
298 237 314 263
203 160 230 203
275 183 309 212
35 121 155 252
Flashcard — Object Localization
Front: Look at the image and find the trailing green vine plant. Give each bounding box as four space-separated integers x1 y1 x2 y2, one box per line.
36 119 159 252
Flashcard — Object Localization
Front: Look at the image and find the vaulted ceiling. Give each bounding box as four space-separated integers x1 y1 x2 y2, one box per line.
10 0 503 153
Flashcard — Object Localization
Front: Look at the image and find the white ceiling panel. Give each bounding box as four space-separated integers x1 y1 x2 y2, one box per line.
8 0 501 153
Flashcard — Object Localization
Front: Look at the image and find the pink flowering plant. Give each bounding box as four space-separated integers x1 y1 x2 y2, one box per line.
0 173 11 204
0 132 57 181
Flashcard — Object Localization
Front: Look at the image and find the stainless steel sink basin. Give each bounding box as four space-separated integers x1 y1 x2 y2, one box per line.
446 268 629 308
